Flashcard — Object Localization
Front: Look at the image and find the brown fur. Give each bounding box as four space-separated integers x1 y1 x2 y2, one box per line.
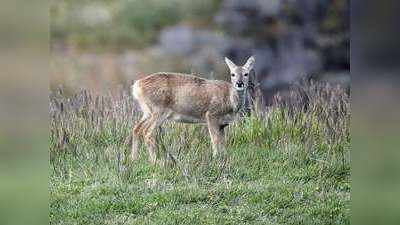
129 56 255 165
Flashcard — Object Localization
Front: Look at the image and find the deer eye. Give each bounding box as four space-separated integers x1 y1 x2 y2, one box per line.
231 73 235 77
244 73 249 77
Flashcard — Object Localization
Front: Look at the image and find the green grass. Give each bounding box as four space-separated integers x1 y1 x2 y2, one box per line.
50 83 350 224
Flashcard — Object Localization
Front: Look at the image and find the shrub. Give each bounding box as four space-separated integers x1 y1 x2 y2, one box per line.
51 0 222 49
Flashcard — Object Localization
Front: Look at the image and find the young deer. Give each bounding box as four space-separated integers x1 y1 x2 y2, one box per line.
130 56 255 164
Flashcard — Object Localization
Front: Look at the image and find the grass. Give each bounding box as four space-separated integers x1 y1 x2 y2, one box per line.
50 81 350 225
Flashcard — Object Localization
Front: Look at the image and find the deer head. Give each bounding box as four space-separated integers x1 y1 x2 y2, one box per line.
225 56 255 91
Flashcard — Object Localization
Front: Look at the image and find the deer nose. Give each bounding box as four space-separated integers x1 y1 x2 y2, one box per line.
236 81 244 88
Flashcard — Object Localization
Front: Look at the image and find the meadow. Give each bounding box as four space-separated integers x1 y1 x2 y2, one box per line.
50 81 350 225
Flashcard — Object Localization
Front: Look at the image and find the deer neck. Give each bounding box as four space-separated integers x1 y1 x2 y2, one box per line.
230 87 246 113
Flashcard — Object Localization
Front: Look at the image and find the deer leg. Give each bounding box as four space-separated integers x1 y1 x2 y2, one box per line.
143 112 169 165
206 114 224 157
130 115 148 161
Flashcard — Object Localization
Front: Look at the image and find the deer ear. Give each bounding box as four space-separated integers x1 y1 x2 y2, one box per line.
243 56 255 71
225 57 236 71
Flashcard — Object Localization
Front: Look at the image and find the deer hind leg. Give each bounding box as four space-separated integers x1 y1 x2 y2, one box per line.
130 115 149 161
206 114 225 157
129 98 152 162
142 111 170 165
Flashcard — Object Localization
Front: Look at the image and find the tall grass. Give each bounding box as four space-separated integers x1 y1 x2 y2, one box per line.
50 81 350 224
50 81 349 176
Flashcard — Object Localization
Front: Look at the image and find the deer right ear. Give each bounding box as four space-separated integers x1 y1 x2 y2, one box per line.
243 56 255 72
225 57 236 71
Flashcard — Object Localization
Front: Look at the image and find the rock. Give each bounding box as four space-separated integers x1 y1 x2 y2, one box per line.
159 25 232 57
215 0 281 35
153 25 236 77
159 25 195 56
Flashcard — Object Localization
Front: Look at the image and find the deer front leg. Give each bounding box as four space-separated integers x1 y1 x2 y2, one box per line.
206 113 224 157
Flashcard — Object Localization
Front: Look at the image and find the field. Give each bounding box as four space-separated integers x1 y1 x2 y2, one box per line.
50 82 350 225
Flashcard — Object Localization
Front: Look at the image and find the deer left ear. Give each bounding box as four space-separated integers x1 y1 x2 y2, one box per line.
225 57 237 71
243 56 255 72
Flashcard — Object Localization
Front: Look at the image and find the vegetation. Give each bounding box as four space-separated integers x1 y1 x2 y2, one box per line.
50 0 221 49
50 81 350 225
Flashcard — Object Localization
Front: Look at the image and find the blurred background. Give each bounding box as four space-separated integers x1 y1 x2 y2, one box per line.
50 0 349 104
3 1 400 225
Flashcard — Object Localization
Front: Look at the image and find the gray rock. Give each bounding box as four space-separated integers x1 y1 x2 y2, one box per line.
215 0 281 34
159 25 233 58
159 25 195 56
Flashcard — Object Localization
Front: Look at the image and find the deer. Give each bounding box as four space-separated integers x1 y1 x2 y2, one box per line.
129 56 255 165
